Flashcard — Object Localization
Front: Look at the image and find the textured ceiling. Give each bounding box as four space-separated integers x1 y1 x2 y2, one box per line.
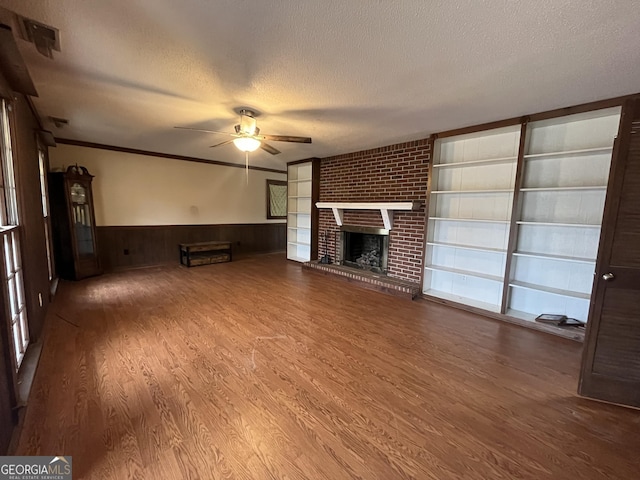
1 0 639 170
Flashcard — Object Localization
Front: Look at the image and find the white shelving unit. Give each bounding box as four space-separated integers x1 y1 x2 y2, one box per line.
287 162 314 262
506 107 621 322
423 107 621 328
423 125 521 310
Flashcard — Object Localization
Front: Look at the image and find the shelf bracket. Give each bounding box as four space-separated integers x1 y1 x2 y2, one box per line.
331 207 344 226
380 209 393 230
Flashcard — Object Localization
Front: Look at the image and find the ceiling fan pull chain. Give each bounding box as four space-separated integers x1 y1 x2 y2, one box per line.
245 151 249 185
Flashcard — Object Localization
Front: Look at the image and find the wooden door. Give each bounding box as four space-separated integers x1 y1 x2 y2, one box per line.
579 98 640 407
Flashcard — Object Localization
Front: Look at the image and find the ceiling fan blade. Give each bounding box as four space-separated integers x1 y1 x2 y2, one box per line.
262 134 312 143
209 139 234 148
174 126 238 137
260 142 281 155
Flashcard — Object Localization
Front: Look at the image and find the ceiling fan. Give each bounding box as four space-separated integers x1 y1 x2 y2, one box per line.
175 108 312 156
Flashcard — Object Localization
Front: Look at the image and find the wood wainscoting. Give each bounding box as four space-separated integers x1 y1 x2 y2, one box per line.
96 223 285 271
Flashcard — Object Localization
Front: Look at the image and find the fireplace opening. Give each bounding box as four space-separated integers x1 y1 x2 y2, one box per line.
341 226 389 274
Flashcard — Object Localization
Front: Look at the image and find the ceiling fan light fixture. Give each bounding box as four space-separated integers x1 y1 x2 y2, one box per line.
233 137 261 152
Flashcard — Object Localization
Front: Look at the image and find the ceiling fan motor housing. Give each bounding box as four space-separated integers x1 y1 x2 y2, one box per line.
238 112 258 135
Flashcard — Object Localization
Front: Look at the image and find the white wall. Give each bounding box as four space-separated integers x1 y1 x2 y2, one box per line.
49 144 286 226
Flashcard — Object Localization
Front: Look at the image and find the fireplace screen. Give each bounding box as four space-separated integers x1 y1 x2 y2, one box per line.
340 226 389 274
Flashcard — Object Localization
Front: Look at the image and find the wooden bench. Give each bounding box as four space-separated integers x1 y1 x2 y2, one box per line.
179 241 232 267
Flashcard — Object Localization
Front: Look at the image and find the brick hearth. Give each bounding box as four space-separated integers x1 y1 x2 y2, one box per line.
303 260 421 299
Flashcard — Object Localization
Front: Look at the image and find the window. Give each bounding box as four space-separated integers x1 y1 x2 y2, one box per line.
0 98 29 370
266 179 287 219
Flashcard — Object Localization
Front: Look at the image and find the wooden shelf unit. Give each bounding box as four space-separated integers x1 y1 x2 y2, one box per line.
424 265 503 283
432 155 518 168
505 107 621 322
423 124 521 310
287 159 319 262
423 106 622 326
426 241 506 254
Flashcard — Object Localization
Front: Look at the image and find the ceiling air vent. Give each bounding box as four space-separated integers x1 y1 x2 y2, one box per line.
48 116 68 128
18 16 60 59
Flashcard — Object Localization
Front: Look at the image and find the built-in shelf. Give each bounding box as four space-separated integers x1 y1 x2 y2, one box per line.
506 309 538 322
288 255 310 263
505 309 586 340
431 189 513 194
425 125 520 315
520 186 607 192
424 108 620 331
516 221 600 228
524 146 612 159
425 265 503 282
423 289 502 312
427 241 506 254
287 241 310 247
432 156 517 169
509 281 591 300
512 251 595 264
316 201 422 230
287 160 317 263
431 217 510 224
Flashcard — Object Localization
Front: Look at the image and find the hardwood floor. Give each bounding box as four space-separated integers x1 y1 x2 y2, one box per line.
17 253 640 479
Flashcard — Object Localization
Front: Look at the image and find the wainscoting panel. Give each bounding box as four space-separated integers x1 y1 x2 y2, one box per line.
96 223 286 271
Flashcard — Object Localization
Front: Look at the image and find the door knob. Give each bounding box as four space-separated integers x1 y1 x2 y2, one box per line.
602 273 615 281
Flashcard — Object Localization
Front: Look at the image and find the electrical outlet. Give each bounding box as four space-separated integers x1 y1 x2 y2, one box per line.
38 292 43 307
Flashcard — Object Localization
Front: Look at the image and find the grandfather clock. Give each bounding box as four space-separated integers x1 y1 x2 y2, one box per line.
48 165 101 280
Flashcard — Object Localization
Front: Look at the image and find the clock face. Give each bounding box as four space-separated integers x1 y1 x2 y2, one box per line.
70 182 87 204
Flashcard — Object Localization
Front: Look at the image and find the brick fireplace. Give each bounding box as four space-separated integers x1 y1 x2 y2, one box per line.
316 139 431 284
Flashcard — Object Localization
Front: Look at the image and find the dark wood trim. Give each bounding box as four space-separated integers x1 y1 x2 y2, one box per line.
434 93 639 140
287 157 318 167
24 96 43 131
420 293 584 342
434 116 526 140
500 122 528 313
0 25 37 97
37 130 55 147
54 138 287 174
528 95 635 123
97 222 286 229
310 158 321 260
0 65 10 100
579 99 637 389
578 374 640 408
418 135 436 293
266 179 287 219
95 223 286 271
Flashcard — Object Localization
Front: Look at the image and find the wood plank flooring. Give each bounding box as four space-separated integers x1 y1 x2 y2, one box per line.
17 253 640 479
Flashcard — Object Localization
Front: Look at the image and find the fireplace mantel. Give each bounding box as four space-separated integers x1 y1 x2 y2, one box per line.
315 201 422 230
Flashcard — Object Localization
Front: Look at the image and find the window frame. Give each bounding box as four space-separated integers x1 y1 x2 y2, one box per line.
0 98 29 372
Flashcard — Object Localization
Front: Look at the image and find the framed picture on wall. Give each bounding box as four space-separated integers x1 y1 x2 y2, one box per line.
266 179 287 219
